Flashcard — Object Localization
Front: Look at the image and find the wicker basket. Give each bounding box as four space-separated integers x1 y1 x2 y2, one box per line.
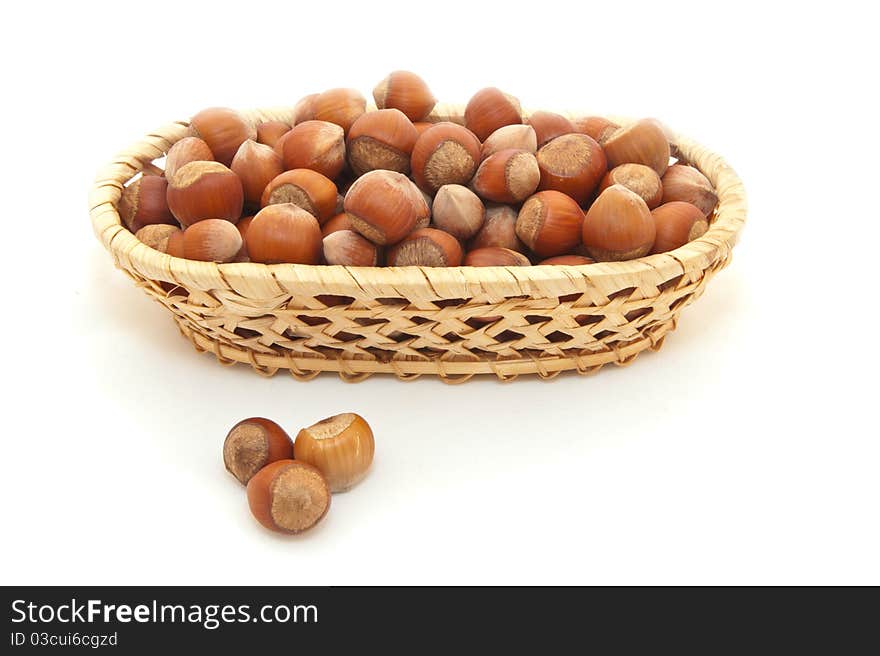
88 104 746 383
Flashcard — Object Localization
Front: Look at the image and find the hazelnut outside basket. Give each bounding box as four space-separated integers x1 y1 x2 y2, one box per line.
88 104 747 383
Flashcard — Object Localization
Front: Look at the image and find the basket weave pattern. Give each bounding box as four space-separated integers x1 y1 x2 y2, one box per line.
89 105 746 383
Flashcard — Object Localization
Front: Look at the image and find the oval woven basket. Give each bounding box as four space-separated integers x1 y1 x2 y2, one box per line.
88 104 746 383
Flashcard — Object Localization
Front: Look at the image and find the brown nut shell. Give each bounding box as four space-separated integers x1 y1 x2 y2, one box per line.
231 140 283 209
346 109 419 176
464 87 522 141
472 149 540 204
516 190 585 257
535 133 607 205
281 120 346 180
413 121 435 137
387 228 463 267
602 119 671 176
164 137 214 180
480 124 537 161
181 219 243 263
660 165 718 217
246 460 330 534
582 185 656 261
373 70 436 122
468 204 526 253
261 169 338 224
463 247 531 267
650 201 708 254
527 111 575 148
411 122 481 194
135 224 181 253
312 88 366 135
322 230 381 266
321 212 353 237
190 107 255 167
245 203 323 264
166 161 243 227
292 93 318 125
118 175 176 232
234 215 254 261
294 413 375 493
165 229 185 258
256 121 291 148
224 417 294 485
539 254 595 265
574 116 620 144
344 170 429 245
599 163 663 209
431 184 486 240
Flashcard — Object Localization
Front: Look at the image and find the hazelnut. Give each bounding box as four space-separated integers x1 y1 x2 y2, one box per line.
118 175 176 232
246 460 330 534
527 111 575 148
411 122 481 194
294 413 375 492
230 140 284 209
464 87 522 141
431 184 485 240
582 185 656 261
321 212 352 237
346 109 419 176
292 93 319 125
372 70 436 121
463 247 531 267
574 116 620 144
344 170 429 245
388 228 463 267
650 201 708 254
166 161 243 227
660 165 718 217
516 190 584 257
535 133 607 205
480 124 537 161
273 129 293 158
164 137 214 180
135 224 181 253
261 169 338 224
256 120 291 149
323 230 381 266
181 219 243 263
472 149 540 204
602 118 671 176
468 204 526 253
190 107 255 167
312 88 366 135
224 417 294 485
165 229 185 258
413 121 435 137
280 120 346 180
539 255 595 265
599 163 663 209
246 203 323 264
234 215 254 261
416 189 433 229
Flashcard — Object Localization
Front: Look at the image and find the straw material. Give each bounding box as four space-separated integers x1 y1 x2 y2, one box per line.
88 105 746 382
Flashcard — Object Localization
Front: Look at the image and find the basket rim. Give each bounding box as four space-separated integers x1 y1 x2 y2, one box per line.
89 104 746 296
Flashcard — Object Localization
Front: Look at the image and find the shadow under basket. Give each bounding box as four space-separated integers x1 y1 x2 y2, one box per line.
89 105 746 383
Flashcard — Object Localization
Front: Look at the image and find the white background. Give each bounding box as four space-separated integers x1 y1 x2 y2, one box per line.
1 1 877 585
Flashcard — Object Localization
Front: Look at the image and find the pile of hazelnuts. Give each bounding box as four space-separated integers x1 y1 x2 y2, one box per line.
123 71 719 269
224 413 375 534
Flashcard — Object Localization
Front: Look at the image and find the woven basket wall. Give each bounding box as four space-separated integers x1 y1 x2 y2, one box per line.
88 104 746 383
